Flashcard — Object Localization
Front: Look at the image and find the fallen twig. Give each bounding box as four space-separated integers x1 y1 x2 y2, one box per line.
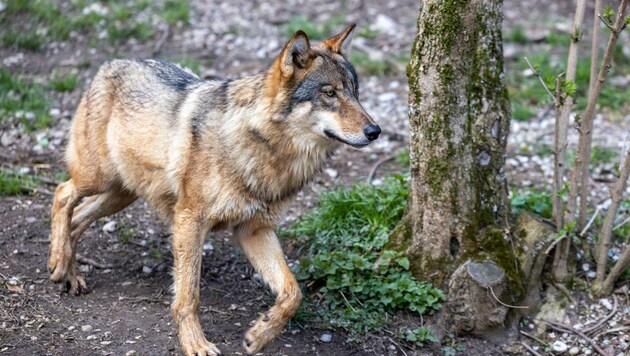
488 286 529 309
520 330 548 346
543 319 607 356
366 154 396 183
593 325 630 339
75 254 116 269
520 341 543 356
584 294 618 335
385 336 408 356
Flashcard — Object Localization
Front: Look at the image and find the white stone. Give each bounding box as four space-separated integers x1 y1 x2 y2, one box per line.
320 333 332 343
552 341 568 353
49 108 61 117
324 168 338 179
568 347 580 355
378 92 397 102
582 263 590 272
600 298 614 311
371 14 396 34
142 266 152 274
102 220 117 233
81 325 93 332
203 243 214 251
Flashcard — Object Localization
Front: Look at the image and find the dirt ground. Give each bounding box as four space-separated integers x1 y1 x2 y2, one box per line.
2 0 628 355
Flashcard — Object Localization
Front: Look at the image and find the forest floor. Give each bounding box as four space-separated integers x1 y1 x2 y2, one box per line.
1 0 630 355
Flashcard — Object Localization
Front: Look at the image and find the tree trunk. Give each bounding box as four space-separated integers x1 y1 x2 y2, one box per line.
401 0 522 335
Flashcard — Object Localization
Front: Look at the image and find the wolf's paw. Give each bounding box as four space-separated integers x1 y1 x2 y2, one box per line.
242 314 284 355
49 257 87 296
182 337 221 356
65 275 87 295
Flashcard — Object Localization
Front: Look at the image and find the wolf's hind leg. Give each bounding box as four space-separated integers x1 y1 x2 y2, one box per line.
49 179 91 294
234 222 302 355
49 184 136 295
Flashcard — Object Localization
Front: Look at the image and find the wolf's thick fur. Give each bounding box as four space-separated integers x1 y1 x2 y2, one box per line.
48 24 379 355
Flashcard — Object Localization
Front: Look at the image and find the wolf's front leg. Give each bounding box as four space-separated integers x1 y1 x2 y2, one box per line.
171 207 221 356
234 222 303 355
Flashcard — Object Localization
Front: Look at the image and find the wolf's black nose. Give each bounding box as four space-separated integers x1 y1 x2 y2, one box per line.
364 124 381 141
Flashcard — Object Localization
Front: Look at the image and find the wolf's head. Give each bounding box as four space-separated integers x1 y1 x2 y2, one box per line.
267 24 380 148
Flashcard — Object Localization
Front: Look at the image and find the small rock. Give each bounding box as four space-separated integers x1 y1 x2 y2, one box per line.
203 243 214 251
324 168 338 179
0 133 13 147
100 341 113 345
81 325 93 332
378 92 397 102
86 334 97 340
371 14 396 34
125 351 137 356
68 326 75 331
569 346 580 355
79 264 91 273
142 266 152 274
600 298 613 311
320 333 332 343
49 108 61 117
582 263 590 272
552 340 568 353
102 221 117 233
0 2 6 12
586 271 596 278
25 217 37 224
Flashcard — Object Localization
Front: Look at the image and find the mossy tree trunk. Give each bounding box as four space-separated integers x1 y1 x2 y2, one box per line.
399 0 523 334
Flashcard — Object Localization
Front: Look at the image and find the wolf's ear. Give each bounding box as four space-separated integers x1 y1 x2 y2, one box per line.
280 30 313 78
324 23 356 55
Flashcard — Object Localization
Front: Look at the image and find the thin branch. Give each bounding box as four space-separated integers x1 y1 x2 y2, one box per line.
75 254 116 269
612 215 630 232
552 0 587 282
599 242 630 295
543 319 607 356
488 286 529 309
520 330 548 346
545 233 567 255
366 154 397 183
574 0 629 234
580 207 600 236
583 294 618 335
520 342 543 356
339 291 355 311
598 14 615 31
595 145 630 289
523 57 557 105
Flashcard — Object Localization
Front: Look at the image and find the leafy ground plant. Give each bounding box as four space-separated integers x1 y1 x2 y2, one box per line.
511 190 553 219
284 174 444 345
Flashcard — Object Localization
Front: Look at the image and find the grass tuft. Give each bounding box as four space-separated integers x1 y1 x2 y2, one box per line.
0 68 51 131
0 169 40 196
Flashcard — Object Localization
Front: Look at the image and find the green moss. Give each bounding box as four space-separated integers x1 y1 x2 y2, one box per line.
473 228 525 302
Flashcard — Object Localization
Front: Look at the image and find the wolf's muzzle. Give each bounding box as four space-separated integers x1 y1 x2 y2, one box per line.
363 124 381 141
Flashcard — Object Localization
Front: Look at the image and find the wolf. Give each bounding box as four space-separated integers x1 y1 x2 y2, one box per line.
48 23 380 355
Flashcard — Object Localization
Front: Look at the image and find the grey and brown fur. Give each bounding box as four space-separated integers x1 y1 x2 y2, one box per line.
48 24 380 355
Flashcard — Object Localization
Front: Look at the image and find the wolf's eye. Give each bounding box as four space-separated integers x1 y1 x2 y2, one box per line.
325 90 336 97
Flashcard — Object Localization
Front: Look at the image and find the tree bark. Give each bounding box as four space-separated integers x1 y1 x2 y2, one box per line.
404 0 520 334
